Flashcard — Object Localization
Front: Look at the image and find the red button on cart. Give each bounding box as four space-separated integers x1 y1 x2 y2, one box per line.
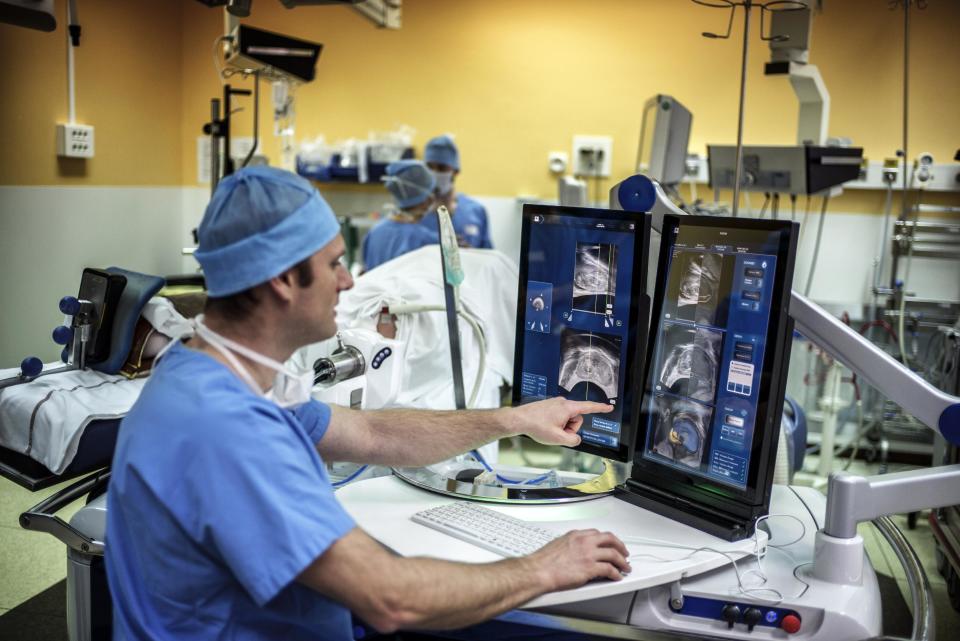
781 614 802 634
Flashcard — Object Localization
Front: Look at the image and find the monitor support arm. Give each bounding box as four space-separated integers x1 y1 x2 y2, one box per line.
611 174 960 584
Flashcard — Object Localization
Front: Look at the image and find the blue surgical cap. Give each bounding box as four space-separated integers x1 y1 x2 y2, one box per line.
195 166 340 297
383 160 436 209
424 135 460 171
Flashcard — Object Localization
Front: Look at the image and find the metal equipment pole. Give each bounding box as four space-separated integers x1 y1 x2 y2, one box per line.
731 1 753 218
209 98 221 196
901 2 910 221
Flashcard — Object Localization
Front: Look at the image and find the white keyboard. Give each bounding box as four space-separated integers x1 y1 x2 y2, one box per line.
411 501 561 557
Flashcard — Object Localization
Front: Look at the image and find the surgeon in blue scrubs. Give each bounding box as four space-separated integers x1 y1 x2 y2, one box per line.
362 159 439 271
420 134 493 249
106 166 630 641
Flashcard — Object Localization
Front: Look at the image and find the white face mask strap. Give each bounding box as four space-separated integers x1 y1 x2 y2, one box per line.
154 320 198 363
195 316 298 373
194 317 267 394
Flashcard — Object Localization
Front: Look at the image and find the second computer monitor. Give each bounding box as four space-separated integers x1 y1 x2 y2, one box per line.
620 214 798 540
512 205 651 462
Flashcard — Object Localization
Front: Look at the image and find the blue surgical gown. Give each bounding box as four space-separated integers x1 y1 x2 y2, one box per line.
420 193 493 249
362 217 438 271
106 342 356 641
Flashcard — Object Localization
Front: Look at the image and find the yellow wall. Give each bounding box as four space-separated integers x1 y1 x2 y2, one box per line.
0 0 183 185
3 0 959 210
181 0 960 211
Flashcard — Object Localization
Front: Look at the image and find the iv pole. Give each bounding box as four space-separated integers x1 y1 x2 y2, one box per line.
692 0 808 217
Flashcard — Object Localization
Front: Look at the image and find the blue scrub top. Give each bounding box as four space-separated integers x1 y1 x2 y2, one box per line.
362 217 438 271
106 342 356 641
420 193 493 249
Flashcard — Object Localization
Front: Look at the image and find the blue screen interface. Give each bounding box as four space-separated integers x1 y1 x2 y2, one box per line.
642 224 780 489
518 211 639 451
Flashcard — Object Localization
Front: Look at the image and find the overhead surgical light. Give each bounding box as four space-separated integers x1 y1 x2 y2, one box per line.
226 24 322 83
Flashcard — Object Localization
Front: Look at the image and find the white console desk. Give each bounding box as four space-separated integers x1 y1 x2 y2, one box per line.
336 475 765 609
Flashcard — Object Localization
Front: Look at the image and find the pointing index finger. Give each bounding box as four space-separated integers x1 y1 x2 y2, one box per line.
567 401 614 415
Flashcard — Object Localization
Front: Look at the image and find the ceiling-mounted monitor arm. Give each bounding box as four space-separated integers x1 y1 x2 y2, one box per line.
787 63 829 146
764 2 829 145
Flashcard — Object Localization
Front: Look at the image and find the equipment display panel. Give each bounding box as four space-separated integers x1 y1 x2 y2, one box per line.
512 205 651 462
637 216 796 494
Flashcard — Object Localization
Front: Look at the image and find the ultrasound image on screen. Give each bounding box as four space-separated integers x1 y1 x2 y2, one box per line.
558 330 621 403
573 242 618 315
666 252 729 326
651 395 712 468
655 323 722 404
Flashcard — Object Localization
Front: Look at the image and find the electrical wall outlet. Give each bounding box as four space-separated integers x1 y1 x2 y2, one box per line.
572 135 612 177
56 123 95 158
548 151 568 174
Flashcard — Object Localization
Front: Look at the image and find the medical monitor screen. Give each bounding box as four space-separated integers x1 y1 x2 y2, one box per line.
638 216 795 492
513 205 651 462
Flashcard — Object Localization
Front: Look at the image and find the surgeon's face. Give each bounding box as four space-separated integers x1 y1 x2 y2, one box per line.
297 234 353 343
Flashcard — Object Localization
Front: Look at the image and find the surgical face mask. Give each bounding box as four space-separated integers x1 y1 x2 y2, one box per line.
433 170 454 196
191 316 314 409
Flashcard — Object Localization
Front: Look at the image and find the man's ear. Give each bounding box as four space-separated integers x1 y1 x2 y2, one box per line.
266 269 297 304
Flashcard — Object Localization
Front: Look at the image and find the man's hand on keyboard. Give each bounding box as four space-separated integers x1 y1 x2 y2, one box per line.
510 398 613 447
526 529 631 589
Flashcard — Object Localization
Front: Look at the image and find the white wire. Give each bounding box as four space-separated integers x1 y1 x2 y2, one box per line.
390 303 487 408
621 513 807 605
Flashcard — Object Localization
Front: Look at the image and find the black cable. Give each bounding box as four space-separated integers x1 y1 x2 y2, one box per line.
240 70 260 169
626 589 641 626
790 193 797 222
788 485 819 531
758 192 771 218
803 194 831 296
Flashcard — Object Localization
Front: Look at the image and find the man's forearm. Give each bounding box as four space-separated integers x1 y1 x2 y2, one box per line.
381 555 551 630
358 407 519 467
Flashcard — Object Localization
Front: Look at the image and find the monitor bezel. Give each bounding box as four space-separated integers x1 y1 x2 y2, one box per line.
512 204 652 463
630 214 797 508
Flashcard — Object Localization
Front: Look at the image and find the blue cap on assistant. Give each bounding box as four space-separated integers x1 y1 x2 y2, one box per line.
195 166 340 297
383 160 436 209
424 134 460 171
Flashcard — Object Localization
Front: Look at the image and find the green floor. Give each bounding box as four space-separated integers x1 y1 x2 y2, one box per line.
1 444 958 638
0 479 85 616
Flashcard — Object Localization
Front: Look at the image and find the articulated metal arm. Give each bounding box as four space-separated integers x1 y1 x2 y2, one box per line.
824 465 960 539
790 291 960 445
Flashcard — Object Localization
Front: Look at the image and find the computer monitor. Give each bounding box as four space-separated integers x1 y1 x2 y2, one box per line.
636 95 693 187
618 214 798 541
512 205 651 462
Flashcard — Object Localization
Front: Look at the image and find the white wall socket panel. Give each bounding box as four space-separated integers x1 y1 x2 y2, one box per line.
548 151 569 174
56 123 95 158
572 135 612 178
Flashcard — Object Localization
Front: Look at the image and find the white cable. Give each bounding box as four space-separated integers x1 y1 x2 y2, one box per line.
621 513 807 605
389 303 487 408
